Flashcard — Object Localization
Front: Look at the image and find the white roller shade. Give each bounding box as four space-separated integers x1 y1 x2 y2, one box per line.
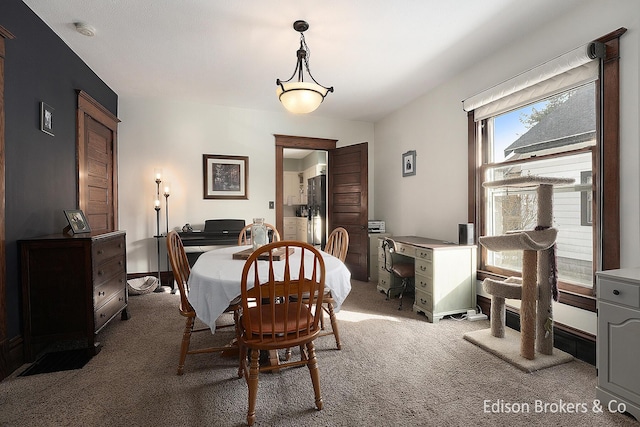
463 42 604 121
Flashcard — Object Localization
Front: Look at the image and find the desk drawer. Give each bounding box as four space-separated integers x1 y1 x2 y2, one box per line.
415 258 432 279
598 277 640 308
395 242 414 258
414 290 433 311
416 248 432 261
415 274 432 293
378 270 392 292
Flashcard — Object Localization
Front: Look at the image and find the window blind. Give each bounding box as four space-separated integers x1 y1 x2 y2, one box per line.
462 42 604 121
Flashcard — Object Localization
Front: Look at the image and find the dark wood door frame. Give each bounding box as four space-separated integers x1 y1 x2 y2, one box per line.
275 135 338 235
0 25 15 381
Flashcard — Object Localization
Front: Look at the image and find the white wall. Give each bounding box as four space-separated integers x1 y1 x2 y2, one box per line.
373 0 640 334
118 98 374 273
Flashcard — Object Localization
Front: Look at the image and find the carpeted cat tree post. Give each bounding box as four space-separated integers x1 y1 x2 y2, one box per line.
474 176 573 361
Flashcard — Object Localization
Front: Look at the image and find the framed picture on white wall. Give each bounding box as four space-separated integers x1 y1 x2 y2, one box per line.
402 150 416 177
203 154 248 199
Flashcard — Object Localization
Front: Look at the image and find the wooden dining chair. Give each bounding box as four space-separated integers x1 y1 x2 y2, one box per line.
166 230 241 376
237 222 281 246
317 227 349 349
238 241 326 426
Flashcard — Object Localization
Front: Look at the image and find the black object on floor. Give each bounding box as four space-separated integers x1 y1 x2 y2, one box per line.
19 349 92 376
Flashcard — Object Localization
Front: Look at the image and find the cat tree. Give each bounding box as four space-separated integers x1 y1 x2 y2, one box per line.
472 176 574 363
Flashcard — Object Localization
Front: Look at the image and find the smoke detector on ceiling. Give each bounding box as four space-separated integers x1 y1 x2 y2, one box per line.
74 22 96 37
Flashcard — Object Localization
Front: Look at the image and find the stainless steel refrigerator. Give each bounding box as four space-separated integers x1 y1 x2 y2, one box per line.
307 175 326 248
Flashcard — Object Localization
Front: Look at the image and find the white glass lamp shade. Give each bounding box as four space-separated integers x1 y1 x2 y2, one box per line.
276 81 328 114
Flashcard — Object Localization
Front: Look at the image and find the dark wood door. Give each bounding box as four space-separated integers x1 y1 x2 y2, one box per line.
84 116 114 232
328 143 368 281
77 91 120 233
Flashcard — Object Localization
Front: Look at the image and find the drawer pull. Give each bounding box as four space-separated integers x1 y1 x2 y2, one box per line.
98 291 105 296
100 313 106 318
613 289 620 295
98 250 104 255
420 266 427 271
420 298 427 304
98 270 103 276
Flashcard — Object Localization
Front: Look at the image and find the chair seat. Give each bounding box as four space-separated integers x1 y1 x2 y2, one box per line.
245 304 314 335
392 262 414 278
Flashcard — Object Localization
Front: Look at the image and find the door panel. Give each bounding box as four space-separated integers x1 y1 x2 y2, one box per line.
85 116 114 233
329 142 368 281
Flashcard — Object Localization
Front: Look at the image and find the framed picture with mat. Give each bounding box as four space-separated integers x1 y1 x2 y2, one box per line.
63 209 91 235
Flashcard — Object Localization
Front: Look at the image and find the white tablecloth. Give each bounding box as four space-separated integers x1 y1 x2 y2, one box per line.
188 245 352 332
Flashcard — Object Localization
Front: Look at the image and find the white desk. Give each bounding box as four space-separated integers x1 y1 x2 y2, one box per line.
188 245 352 332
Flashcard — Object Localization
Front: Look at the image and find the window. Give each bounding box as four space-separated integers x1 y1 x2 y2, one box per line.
468 29 625 311
483 83 595 288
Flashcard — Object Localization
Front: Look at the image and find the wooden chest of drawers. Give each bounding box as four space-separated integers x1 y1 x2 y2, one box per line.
20 231 129 360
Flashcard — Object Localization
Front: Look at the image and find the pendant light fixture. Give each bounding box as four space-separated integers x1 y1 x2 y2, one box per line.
276 20 333 114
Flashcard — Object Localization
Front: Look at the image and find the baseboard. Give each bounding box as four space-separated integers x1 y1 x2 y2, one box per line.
476 295 596 365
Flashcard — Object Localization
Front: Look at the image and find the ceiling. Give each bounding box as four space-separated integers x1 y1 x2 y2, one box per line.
22 0 581 123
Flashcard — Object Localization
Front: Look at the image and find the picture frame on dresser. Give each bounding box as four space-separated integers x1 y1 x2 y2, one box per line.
203 154 248 200
64 209 91 234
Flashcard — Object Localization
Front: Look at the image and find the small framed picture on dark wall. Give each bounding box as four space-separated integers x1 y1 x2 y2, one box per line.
40 102 54 136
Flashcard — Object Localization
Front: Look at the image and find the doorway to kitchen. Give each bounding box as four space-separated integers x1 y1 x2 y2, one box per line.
275 135 369 281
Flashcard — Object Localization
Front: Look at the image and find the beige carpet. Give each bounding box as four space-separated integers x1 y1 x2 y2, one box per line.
463 328 574 372
0 280 637 427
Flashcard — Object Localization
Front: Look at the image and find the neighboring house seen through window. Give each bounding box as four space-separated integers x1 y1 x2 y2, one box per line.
483 83 595 289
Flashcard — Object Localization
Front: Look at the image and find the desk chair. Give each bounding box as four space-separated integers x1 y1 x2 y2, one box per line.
166 231 241 376
381 237 414 310
238 222 281 246
238 241 326 426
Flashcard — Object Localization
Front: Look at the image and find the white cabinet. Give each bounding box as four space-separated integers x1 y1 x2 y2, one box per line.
596 268 640 422
283 217 297 240
283 171 301 205
296 218 307 242
284 217 308 242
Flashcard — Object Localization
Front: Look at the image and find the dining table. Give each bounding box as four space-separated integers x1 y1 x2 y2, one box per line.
188 244 352 333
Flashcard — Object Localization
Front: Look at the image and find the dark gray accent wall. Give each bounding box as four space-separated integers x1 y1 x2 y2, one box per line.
1 0 118 340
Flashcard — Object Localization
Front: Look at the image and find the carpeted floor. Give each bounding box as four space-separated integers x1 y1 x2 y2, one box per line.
0 280 637 426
